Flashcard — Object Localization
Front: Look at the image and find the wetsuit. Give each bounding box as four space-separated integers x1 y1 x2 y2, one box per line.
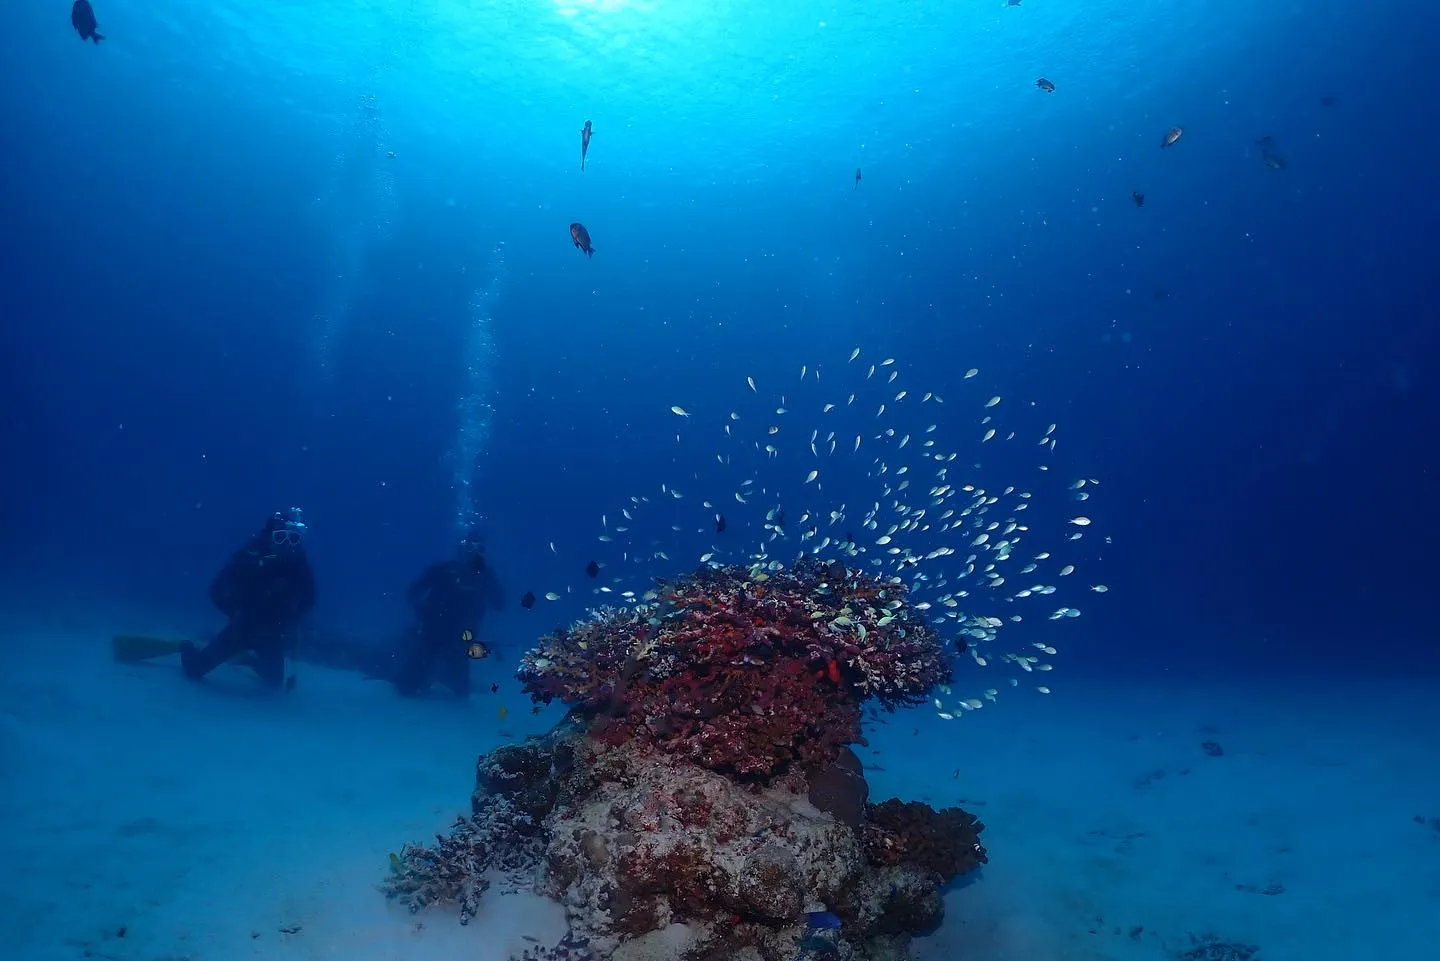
183 525 316 688
393 558 504 697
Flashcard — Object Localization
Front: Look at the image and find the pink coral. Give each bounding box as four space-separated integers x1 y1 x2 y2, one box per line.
517 561 952 780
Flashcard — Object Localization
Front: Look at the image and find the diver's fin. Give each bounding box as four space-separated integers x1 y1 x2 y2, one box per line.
111 634 188 663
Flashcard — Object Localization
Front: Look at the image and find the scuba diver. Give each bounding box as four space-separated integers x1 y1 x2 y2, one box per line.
392 534 505 698
181 508 316 690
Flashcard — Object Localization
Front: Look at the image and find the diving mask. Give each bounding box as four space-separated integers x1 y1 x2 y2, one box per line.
271 507 307 547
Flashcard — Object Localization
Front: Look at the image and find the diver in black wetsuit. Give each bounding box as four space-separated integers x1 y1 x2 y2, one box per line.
392 535 505 698
181 508 316 690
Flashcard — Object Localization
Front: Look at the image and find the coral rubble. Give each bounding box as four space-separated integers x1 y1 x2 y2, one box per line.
386 562 986 961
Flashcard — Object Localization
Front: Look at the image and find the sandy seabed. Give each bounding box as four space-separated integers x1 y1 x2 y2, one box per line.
3 624 1437 961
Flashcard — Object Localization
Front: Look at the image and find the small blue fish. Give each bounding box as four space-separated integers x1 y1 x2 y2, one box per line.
804 911 842 930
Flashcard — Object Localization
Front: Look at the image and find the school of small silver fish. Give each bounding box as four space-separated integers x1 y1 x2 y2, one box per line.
530 346 1107 721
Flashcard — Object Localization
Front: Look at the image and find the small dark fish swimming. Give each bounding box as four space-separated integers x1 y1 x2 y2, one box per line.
1132 191 1145 207
466 640 490 660
1036 78 1055 93
1161 126 1183 148
715 513 727 534
585 559 600 578
71 0 104 43
520 591 536 609
580 120 592 171
853 168 861 190
569 222 595 258
1256 135 1286 169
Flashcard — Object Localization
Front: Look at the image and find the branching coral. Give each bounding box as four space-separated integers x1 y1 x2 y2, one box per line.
382 794 548 923
517 561 953 779
382 816 493 923
861 799 987 882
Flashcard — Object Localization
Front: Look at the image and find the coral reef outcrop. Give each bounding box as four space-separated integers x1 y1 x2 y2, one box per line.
518 561 952 779
384 563 986 961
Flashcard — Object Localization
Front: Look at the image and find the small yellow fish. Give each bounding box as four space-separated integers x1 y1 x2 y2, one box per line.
498 704 509 722
388 852 404 874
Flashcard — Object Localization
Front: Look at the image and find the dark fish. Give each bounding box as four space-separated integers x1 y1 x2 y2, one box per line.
521 591 536 609
580 120 592 171
466 640 490 660
1006 0 1022 5
569 222 594 258
854 167 861 190
1132 191 1145 208
1161 126 1183 148
490 682 499 694
1036 78 1055 93
71 0 104 43
585 559 600 578
715 513 727 534
1256 136 1286 169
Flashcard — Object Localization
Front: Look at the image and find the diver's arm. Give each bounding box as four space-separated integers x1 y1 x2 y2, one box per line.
209 545 259 617
298 557 317 615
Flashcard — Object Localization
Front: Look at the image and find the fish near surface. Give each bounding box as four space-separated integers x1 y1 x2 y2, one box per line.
72 0 104 43
569 222 595 258
854 167 861 190
580 120 592 170
1036 78 1055 93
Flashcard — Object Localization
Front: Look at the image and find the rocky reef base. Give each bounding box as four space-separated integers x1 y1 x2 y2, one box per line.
384 720 986 961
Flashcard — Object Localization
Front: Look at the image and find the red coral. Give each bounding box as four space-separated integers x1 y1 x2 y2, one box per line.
517 561 952 781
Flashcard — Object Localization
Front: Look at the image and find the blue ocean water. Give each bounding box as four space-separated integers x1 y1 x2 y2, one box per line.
2 2 1439 957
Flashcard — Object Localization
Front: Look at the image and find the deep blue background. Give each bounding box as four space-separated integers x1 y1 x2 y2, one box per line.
2 0 1437 683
